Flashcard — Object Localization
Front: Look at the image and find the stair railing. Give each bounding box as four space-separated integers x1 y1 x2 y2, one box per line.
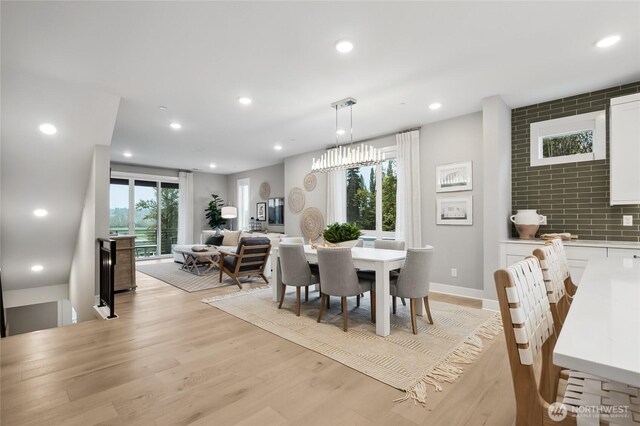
98 238 117 319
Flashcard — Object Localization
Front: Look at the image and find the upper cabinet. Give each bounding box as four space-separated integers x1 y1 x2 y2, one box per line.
610 93 640 205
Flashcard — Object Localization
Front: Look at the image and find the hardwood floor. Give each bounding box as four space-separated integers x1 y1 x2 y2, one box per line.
1 261 516 425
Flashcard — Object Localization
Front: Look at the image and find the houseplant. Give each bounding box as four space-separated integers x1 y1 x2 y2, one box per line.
322 222 362 245
205 194 227 231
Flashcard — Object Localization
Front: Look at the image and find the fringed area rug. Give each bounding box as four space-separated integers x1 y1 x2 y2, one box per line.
136 262 262 293
202 288 502 404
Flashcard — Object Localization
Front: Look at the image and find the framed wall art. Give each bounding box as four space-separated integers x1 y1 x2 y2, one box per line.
256 202 267 221
436 161 472 192
436 196 472 225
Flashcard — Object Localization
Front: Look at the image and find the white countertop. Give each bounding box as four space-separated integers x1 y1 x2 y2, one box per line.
503 238 640 250
553 257 640 386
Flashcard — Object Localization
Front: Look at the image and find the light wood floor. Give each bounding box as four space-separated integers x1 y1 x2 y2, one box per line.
1 261 516 425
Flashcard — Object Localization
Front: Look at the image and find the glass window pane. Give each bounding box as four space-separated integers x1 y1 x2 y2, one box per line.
542 130 593 158
109 181 129 235
134 181 158 258
346 166 376 230
160 185 179 255
381 159 397 232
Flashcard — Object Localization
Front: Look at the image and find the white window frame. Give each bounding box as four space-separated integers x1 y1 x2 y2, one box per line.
529 110 606 167
349 146 397 239
237 177 250 231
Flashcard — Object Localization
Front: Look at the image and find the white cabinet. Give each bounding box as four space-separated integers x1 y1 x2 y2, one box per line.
610 93 640 205
607 248 640 259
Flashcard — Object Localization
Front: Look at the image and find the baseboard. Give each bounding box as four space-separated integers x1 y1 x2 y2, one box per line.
430 282 484 300
482 299 500 311
93 305 118 320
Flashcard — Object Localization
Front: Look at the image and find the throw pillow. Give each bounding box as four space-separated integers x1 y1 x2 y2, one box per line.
222 230 241 247
205 235 224 246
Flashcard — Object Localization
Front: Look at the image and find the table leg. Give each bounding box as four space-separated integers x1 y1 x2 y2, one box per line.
375 263 391 336
272 253 282 302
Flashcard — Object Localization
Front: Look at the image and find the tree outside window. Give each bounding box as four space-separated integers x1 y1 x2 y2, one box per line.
346 158 396 232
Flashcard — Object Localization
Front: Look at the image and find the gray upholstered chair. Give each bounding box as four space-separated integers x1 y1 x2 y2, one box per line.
390 246 434 334
280 237 305 244
316 247 375 331
277 243 320 316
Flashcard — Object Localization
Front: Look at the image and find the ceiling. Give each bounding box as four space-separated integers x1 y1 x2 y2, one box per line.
2 1 640 175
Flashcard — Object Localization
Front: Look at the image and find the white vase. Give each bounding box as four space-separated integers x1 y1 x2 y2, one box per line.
510 209 546 240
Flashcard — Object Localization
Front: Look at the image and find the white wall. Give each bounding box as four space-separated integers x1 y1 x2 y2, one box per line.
69 145 110 322
226 163 285 233
420 112 484 292
193 171 228 241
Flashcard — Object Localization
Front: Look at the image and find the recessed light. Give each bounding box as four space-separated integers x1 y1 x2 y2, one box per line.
596 35 621 48
33 209 48 217
274 144 283 151
336 129 346 136
238 97 252 105
31 265 44 272
170 122 182 130
335 39 354 53
123 152 133 158
39 123 57 135
159 105 167 110
429 102 442 110
209 163 216 168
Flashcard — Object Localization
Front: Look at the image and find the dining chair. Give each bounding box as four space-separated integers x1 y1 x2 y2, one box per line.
277 243 320 316
532 247 571 332
316 247 375 332
280 237 305 244
547 238 578 297
389 246 434 334
494 258 640 425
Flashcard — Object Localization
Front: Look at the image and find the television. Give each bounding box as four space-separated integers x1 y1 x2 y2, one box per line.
268 197 284 225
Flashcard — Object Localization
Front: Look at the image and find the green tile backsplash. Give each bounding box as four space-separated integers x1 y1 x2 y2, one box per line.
511 81 640 242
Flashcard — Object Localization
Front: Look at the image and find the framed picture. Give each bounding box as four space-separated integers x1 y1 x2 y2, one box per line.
436 196 472 225
268 197 285 225
436 161 472 192
256 202 267 221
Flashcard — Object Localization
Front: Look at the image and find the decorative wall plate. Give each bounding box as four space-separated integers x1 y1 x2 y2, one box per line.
303 173 317 192
300 207 325 240
288 187 305 214
259 182 271 200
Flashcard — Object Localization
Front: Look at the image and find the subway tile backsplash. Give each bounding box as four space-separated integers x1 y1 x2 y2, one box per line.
511 81 640 242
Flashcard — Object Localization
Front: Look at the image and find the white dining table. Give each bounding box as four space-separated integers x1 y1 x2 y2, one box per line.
553 256 640 387
271 245 408 336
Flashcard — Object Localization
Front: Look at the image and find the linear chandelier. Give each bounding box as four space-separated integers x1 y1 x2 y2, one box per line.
311 97 385 173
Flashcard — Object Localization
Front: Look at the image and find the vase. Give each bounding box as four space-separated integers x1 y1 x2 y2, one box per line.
510 209 546 240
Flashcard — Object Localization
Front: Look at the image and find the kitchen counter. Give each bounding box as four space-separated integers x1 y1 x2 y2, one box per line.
503 238 640 250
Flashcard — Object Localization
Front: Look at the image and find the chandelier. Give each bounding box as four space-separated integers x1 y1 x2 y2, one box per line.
311 97 385 173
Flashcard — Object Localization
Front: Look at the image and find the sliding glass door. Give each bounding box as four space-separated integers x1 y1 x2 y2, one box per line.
109 175 179 258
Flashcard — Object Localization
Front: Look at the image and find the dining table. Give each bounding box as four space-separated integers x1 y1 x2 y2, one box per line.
271 245 409 336
553 256 640 387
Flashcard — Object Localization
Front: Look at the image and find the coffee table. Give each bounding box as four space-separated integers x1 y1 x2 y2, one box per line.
177 247 220 276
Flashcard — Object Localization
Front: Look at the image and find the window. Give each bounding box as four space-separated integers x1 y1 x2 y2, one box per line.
237 178 250 231
346 154 397 235
109 174 179 258
530 110 606 166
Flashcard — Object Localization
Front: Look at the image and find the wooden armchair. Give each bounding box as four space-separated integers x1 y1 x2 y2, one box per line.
218 237 271 289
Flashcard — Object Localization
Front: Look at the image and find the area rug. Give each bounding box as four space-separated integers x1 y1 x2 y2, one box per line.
136 262 255 293
202 288 502 404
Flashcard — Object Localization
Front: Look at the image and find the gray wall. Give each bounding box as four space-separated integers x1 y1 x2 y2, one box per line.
6 301 58 335
193 171 228 241
512 81 640 241
226 163 285 233
421 112 484 291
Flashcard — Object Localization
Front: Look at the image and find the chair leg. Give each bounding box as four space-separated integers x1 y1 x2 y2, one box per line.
327 296 331 309
370 291 376 323
295 287 301 317
356 295 360 307
317 293 326 323
342 297 348 332
278 283 286 309
410 299 417 334
233 277 243 289
392 296 397 315
305 286 309 302
259 274 269 284
423 295 434 324
401 297 406 306
219 268 223 283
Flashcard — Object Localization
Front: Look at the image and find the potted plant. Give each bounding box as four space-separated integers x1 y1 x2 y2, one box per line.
322 222 362 247
205 194 227 232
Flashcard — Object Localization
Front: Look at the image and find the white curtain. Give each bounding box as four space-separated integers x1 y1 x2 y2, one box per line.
177 171 194 244
326 169 346 224
396 130 422 248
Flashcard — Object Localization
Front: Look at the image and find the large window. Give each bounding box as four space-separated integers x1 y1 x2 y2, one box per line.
237 178 250 231
346 156 397 235
109 174 179 258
